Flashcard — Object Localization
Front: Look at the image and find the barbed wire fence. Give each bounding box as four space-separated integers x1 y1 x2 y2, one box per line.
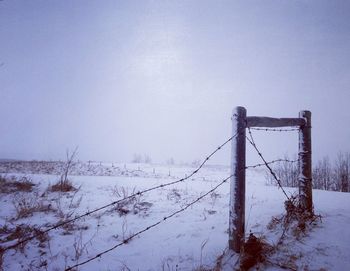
1 122 309 271
65 131 303 270
65 174 233 270
2 133 239 252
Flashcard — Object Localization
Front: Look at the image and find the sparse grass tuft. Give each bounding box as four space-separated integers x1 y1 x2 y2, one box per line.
0 175 35 194
12 192 54 220
108 186 152 217
167 188 182 203
264 194 322 270
268 195 322 239
50 179 76 192
0 224 49 253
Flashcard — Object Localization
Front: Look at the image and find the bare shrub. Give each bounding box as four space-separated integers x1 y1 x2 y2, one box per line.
313 156 333 190
334 151 350 192
52 186 86 235
167 188 181 203
50 148 78 192
12 192 54 220
265 156 298 187
267 195 321 242
313 152 350 192
72 229 96 263
108 186 152 216
267 152 350 193
263 195 323 271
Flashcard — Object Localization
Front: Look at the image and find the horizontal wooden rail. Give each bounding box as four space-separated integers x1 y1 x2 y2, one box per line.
230 107 312 255
246 116 305 128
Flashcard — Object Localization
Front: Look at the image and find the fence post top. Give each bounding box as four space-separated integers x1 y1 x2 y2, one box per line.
233 106 246 114
299 110 311 116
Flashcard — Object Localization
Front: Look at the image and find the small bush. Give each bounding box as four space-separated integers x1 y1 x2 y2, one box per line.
49 148 78 192
0 175 35 194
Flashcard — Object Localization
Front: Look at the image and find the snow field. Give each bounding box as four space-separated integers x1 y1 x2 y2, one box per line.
0 163 349 270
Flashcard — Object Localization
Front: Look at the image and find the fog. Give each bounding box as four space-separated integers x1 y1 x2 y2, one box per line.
1 1 350 165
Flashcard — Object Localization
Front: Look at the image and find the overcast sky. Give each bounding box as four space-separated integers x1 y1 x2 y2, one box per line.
1 0 350 165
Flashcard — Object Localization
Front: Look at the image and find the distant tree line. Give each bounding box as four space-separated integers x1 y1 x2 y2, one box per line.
266 151 350 193
131 154 152 164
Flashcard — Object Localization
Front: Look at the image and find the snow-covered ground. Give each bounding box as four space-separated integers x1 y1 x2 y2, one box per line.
0 162 349 270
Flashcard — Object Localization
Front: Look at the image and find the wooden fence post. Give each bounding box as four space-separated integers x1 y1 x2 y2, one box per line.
298 110 313 213
229 106 246 252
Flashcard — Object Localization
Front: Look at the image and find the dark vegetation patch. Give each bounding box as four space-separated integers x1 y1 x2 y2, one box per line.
268 195 322 239
240 233 273 270
49 179 77 193
0 224 49 253
12 193 55 220
240 195 322 270
0 175 35 194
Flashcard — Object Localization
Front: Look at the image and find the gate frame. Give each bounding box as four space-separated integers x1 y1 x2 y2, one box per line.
228 106 312 252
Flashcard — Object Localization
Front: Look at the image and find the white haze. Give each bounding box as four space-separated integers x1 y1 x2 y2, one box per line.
0 0 350 165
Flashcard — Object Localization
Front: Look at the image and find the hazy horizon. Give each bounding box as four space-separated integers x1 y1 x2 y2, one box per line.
1 1 350 165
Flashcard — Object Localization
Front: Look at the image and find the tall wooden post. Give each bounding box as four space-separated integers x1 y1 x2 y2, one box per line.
298 110 313 213
229 106 246 252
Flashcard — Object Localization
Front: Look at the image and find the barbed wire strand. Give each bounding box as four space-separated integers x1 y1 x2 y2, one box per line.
65 174 233 271
246 127 290 200
245 158 299 170
3 133 238 252
249 127 300 132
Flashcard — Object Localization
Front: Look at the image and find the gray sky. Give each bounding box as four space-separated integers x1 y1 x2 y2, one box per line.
1 0 350 165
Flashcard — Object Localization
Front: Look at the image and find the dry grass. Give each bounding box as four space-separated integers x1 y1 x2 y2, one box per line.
240 233 273 270
0 175 35 194
12 192 55 220
268 195 322 240
107 186 153 217
49 179 76 192
167 188 182 203
262 195 323 270
0 224 49 253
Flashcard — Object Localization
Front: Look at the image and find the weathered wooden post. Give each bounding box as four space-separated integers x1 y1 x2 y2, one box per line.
228 107 313 254
298 110 313 214
229 106 246 252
